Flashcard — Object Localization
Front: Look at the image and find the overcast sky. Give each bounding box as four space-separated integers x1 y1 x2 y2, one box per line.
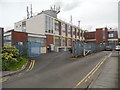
0 0 119 31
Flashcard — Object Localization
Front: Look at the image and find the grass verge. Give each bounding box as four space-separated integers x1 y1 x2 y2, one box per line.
3 57 28 71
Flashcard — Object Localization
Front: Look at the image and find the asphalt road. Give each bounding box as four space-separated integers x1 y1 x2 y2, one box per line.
3 51 111 88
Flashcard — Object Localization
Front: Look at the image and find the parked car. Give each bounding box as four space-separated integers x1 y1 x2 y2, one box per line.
115 45 120 51
105 46 113 51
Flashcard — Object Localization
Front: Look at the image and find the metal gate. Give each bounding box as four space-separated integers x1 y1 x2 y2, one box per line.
72 41 106 57
28 42 41 57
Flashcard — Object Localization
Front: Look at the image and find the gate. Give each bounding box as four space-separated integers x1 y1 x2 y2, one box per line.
72 41 106 57
28 42 41 57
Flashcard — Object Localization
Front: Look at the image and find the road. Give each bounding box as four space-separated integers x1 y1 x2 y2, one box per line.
3 51 112 88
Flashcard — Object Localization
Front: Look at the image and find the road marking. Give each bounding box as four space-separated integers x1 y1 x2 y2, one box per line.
26 60 35 71
26 60 34 71
29 60 35 71
74 61 101 88
74 52 112 88
0 60 36 83
0 77 10 82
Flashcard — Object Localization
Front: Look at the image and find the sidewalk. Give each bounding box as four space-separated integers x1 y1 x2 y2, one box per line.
90 52 118 88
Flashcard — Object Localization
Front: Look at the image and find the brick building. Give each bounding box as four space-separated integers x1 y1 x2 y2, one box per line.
4 30 46 57
85 27 118 45
14 9 85 52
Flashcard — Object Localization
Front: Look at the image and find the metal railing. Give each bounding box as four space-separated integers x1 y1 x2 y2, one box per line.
72 41 106 57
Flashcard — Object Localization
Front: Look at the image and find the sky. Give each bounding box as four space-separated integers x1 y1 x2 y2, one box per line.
0 0 119 31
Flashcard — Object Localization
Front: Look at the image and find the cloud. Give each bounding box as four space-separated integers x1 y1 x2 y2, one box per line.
63 0 81 11
53 0 82 12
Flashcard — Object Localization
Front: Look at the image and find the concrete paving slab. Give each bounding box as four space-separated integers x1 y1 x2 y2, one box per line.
90 52 118 88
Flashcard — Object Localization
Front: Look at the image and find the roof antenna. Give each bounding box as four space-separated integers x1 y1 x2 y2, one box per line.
70 15 72 24
30 4 33 18
78 21 80 28
27 6 29 19
54 5 56 11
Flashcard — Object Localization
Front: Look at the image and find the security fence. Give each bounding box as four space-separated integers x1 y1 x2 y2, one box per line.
12 41 28 57
12 41 41 57
72 41 106 57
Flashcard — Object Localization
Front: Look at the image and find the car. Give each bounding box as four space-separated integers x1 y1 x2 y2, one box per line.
105 46 113 51
115 45 120 51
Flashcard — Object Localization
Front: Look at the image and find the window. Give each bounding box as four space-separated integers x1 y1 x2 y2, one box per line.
54 20 59 31
4 35 12 46
40 38 46 46
62 37 66 46
4 35 11 41
18 42 23 45
77 30 80 36
68 39 71 46
54 36 59 46
72 27 76 35
108 32 114 38
73 31 76 35
62 23 66 32
68 25 71 34
28 36 46 46
45 16 54 33
22 21 26 32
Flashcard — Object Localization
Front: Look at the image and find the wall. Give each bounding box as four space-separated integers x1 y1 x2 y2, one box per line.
26 14 46 35
15 14 46 35
46 35 54 47
14 20 25 32
96 29 103 44
12 31 28 42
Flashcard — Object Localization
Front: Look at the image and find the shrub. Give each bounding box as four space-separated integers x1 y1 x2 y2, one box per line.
1 46 20 70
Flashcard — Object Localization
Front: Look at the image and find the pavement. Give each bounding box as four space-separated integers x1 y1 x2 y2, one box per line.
89 51 118 88
3 51 114 88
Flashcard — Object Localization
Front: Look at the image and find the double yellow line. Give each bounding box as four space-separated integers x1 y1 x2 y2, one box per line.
0 60 36 83
26 60 36 71
74 53 112 88
0 76 10 82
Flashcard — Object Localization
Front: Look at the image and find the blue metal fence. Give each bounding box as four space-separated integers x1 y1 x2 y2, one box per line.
12 41 28 56
28 42 41 57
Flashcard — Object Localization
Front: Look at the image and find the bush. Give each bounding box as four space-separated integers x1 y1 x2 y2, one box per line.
1 46 22 71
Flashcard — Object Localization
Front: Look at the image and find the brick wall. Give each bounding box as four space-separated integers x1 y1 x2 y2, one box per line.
46 35 54 47
12 31 28 42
